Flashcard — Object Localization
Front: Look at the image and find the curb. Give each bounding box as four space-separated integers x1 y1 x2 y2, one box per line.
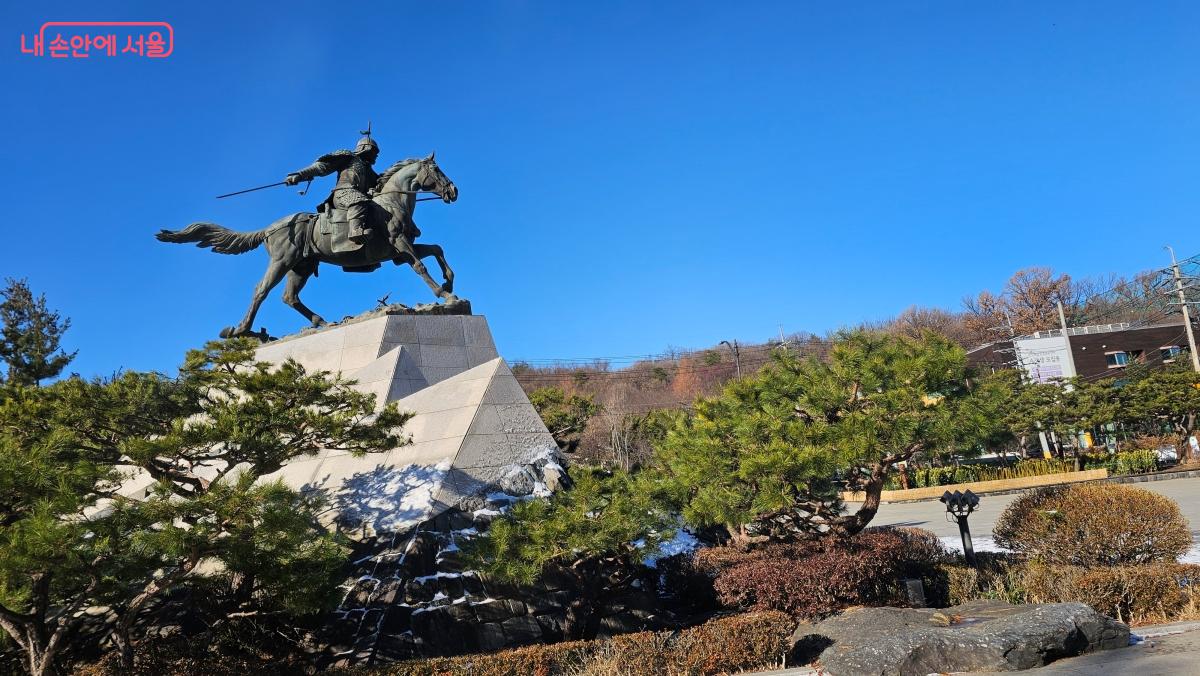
870 467 1200 504
1108 468 1200 485
1137 621 1200 639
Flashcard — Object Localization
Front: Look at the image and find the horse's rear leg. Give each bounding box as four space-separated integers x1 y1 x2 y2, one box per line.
223 261 288 338
282 261 326 327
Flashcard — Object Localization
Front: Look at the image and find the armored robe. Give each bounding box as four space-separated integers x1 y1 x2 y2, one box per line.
291 146 380 243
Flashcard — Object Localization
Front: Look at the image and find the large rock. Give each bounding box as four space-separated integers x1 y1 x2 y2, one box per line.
790 600 1129 675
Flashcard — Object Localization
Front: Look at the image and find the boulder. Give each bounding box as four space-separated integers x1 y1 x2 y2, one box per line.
475 622 507 652
535 612 567 641
543 464 568 492
790 600 1129 675
472 599 516 623
500 614 544 645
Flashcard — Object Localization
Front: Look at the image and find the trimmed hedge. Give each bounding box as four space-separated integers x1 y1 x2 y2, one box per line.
363 611 795 676
1090 449 1159 475
888 459 1076 489
74 612 794 676
74 643 310 676
887 451 1161 490
695 527 950 619
994 483 1192 566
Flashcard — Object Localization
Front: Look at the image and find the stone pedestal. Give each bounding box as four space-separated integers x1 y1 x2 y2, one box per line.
254 312 558 537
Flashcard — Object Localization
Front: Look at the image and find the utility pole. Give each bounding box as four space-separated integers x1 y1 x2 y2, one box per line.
1167 246 1200 372
720 339 742 377
1056 301 1079 380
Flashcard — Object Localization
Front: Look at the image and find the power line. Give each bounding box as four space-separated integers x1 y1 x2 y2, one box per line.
507 251 1200 384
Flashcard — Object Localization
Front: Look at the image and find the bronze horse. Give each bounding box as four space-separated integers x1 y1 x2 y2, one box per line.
157 154 459 337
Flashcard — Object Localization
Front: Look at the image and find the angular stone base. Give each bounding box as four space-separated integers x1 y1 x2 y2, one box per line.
253 313 559 538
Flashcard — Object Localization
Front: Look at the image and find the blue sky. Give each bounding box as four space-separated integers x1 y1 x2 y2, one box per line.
3 1 1199 377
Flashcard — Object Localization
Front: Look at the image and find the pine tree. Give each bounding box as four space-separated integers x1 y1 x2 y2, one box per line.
1125 361 1200 461
0 339 411 674
463 467 671 639
0 279 76 386
654 330 1003 545
529 386 601 452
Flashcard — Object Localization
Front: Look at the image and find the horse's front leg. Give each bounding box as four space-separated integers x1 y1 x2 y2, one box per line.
412 243 454 294
391 235 456 301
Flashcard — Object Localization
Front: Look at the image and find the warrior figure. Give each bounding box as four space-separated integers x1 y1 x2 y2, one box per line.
285 132 381 244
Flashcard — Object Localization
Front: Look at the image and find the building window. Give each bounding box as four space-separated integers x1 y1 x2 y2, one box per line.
1107 350 1145 368
1162 345 1184 362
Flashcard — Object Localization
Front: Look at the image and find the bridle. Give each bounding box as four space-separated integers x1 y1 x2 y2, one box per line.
376 161 449 202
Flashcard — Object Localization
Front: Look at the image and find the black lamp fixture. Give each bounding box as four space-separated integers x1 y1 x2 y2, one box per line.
940 489 980 565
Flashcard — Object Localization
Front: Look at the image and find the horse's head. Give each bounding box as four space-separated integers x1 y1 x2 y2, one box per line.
413 152 458 204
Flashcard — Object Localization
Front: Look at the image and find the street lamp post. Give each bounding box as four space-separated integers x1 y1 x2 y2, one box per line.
940 489 980 566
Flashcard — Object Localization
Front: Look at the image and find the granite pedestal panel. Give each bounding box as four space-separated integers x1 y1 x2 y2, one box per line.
253 313 558 538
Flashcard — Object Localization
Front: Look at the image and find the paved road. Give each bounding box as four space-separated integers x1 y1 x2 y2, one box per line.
858 475 1200 545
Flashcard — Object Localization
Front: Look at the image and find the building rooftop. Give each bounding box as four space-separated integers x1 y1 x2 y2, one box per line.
1025 319 1183 340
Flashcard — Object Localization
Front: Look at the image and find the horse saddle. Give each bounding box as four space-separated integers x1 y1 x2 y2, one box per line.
315 206 362 255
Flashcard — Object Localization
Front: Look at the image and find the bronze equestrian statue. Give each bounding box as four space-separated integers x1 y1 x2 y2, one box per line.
157 129 461 338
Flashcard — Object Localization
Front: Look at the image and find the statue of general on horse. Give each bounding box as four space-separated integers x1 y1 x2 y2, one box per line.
156 125 463 338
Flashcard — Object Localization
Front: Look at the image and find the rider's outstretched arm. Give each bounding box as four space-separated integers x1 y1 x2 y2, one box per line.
286 150 353 184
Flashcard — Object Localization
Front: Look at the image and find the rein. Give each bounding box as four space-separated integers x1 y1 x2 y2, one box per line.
377 189 443 202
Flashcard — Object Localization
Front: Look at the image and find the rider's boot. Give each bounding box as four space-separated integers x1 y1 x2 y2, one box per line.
348 203 372 244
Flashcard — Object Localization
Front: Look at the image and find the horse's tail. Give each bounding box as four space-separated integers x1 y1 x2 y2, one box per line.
155 222 270 255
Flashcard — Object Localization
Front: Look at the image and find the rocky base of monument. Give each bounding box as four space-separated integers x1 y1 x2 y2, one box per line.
790 600 1129 674
316 453 675 668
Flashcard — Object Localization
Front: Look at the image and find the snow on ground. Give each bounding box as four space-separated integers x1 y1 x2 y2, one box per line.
939 536 1200 563
938 535 1010 555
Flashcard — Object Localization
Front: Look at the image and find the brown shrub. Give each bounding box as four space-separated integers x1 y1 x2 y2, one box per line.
373 611 795 676
74 640 311 676
701 527 950 619
366 640 593 676
941 559 1200 626
936 552 1029 607
1024 562 1200 625
994 483 1192 566
664 611 794 674
1074 564 1199 624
